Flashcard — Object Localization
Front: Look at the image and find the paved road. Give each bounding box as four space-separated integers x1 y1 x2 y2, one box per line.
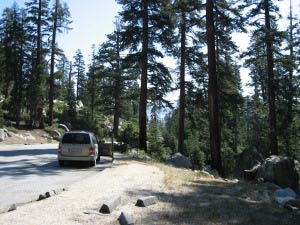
0 144 113 210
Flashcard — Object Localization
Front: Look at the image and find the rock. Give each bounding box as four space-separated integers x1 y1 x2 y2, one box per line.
166 153 192 169
136 196 157 207
256 155 299 191
119 212 134 225
8 204 17 212
274 188 297 198
0 129 8 141
257 177 264 183
99 196 122 214
58 124 69 132
45 192 52 198
53 188 64 195
274 188 297 205
275 196 295 205
235 148 264 177
38 194 46 201
7 131 14 137
3 128 8 133
24 133 36 140
41 134 49 138
50 130 61 137
283 204 299 211
263 182 281 190
200 170 214 178
286 199 300 208
244 163 262 181
261 190 272 203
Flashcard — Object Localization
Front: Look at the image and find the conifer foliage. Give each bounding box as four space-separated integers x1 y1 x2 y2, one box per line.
1 0 300 176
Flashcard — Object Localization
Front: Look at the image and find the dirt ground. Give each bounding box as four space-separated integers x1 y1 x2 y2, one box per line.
0 155 300 225
0 128 57 145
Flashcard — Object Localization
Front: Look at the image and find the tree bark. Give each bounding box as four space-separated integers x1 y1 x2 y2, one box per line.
178 10 186 155
264 0 278 155
139 0 148 152
285 0 294 156
206 0 223 176
48 0 59 126
37 0 44 129
113 29 121 138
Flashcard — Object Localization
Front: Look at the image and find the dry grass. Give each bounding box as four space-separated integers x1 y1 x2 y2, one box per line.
142 163 300 225
154 163 217 191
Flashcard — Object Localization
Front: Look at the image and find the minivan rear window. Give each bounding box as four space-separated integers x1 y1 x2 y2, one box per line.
62 133 91 144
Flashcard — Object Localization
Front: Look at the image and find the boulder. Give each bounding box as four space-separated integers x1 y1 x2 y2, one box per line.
274 188 297 198
50 130 61 137
256 155 299 191
0 129 8 142
58 124 69 132
3 128 8 133
244 163 262 181
166 153 192 169
274 188 297 206
235 148 264 177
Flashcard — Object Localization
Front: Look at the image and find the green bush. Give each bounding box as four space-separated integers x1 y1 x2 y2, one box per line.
120 121 139 147
184 134 206 170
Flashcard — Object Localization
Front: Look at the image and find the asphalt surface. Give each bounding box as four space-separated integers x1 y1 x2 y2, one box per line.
0 144 113 211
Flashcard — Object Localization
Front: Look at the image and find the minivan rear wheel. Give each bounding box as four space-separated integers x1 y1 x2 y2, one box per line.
89 159 96 167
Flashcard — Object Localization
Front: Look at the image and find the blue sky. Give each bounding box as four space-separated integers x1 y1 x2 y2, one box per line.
0 0 121 64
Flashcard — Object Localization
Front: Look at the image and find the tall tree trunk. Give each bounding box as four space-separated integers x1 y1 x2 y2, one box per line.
48 0 59 126
139 0 148 152
264 0 278 155
113 29 121 138
178 10 186 155
76 55 81 101
206 0 223 176
16 34 24 128
285 0 294 156
37 0 44 129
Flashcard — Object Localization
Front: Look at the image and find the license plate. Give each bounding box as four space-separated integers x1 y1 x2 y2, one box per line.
69 148 81 155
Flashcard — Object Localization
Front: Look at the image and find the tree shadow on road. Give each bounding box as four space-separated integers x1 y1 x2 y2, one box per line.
0 148 115 178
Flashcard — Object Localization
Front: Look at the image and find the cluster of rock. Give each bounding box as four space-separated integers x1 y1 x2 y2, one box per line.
0 128 10 142
166 152 192 169
236 149 300 210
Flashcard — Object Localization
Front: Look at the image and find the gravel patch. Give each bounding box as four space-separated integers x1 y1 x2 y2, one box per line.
0 161 164 225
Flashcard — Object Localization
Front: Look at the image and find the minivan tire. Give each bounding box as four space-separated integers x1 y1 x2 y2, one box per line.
89 160 96 167
58 160 65 166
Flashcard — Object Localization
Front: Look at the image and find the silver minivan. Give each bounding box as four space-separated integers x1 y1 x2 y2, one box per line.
58 131 99 167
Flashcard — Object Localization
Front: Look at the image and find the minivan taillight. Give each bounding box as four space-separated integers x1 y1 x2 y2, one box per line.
58 144 62 155
89 147 95 155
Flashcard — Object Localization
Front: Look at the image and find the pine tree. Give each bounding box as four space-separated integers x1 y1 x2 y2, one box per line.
170 0 204 155
25 0 50 128
242 0 285 155
206 0 223 176
48 0 72 126
117 0 173 152
73 49 85 102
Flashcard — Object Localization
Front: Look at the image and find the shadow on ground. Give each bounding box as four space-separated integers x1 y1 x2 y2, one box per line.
0 148 116 178
126 179 300 225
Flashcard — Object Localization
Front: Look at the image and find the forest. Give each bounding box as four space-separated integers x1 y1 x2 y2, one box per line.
0 0 299 177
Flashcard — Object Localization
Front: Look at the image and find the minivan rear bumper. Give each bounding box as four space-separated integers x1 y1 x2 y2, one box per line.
58 155 96 162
